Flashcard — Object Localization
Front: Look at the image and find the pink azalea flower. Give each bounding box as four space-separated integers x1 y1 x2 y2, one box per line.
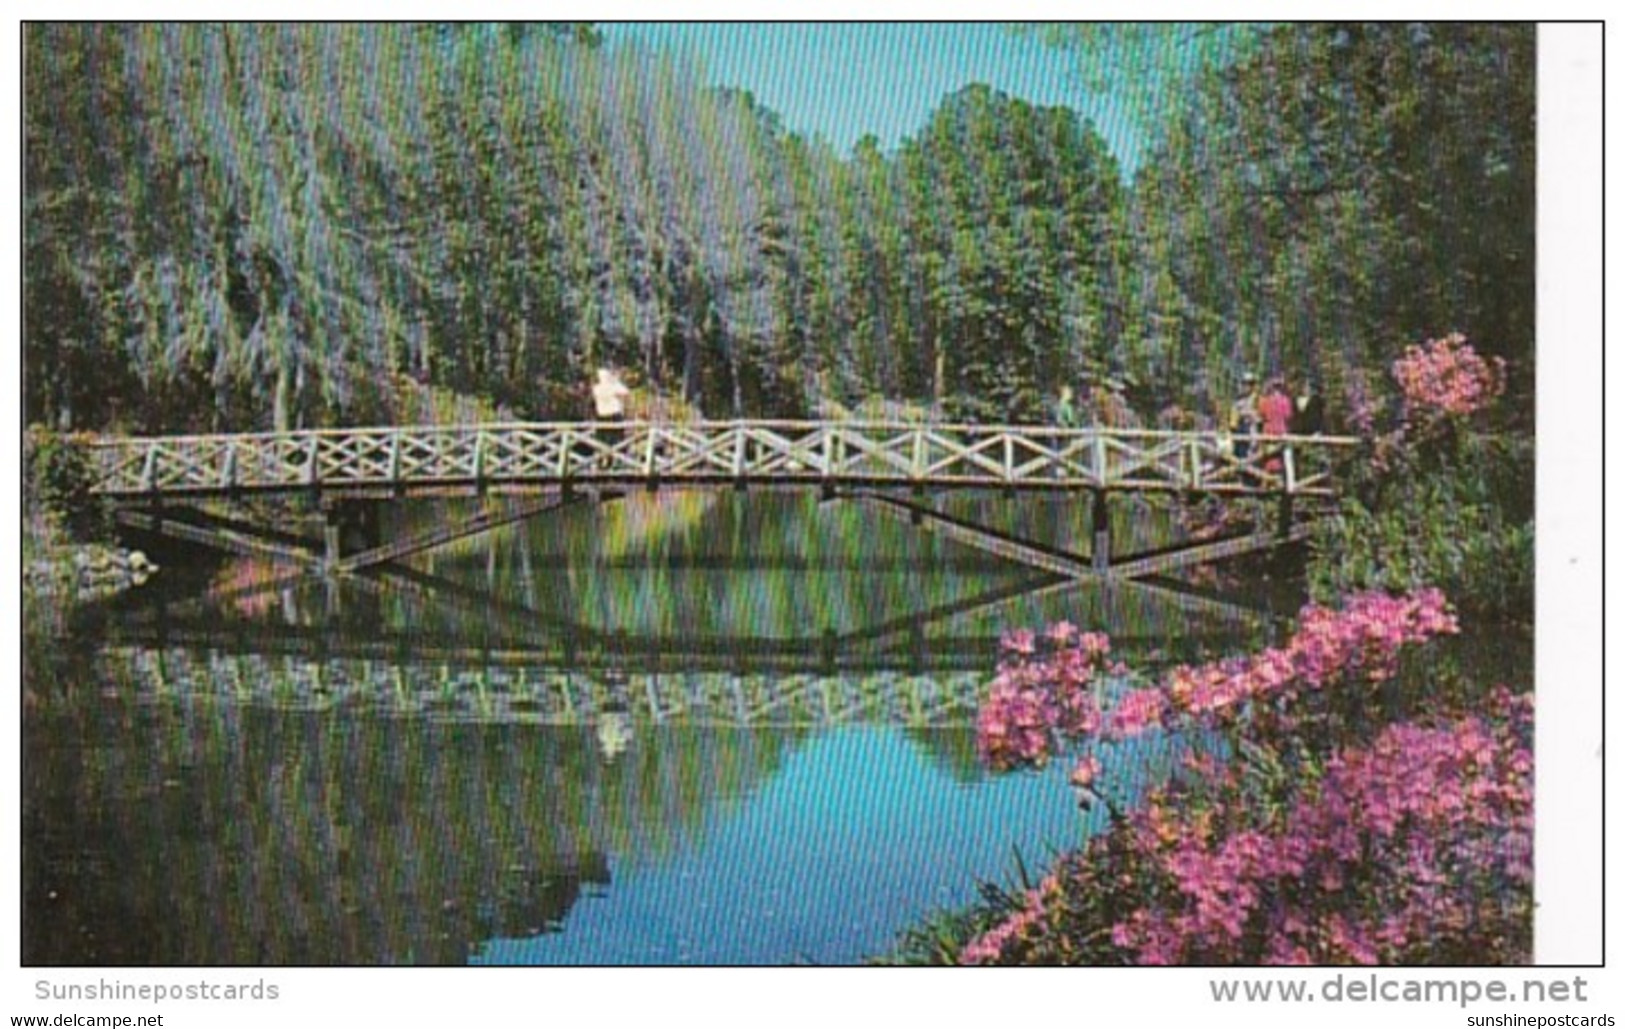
1392 333 1506 419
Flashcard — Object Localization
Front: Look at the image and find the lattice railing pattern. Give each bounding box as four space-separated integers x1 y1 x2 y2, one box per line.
102 646 989 727
89 421 1359 498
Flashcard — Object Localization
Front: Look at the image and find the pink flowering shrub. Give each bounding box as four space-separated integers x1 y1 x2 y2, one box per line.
951 589 1531 966
977 622 1111 770
960 688 1532 966
1392 333 1506 420
977 589 1459 774
1353 333 1507 476
956 870 1066 966
1310 335 1530 621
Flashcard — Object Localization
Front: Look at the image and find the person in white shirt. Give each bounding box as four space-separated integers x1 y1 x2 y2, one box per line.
592 367 631 419
589 367 631 472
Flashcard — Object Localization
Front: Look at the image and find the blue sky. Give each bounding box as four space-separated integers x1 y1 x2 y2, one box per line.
599 23 1154 171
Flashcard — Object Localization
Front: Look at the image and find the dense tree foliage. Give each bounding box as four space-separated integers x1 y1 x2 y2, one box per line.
1116 24 1535 424
24 23 1534 435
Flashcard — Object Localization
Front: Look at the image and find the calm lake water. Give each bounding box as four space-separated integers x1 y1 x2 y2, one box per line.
25 491 1311 965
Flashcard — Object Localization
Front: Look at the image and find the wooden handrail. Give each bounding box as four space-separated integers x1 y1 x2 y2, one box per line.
85 419 1365 448
86 421 1361 499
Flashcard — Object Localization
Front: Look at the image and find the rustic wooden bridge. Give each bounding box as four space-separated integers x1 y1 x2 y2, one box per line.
89 420 1359 587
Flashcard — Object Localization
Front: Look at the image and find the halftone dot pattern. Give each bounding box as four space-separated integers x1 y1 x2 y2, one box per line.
604 24 1153 165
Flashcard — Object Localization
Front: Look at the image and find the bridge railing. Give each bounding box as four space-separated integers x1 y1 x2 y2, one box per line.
87 421 1362 498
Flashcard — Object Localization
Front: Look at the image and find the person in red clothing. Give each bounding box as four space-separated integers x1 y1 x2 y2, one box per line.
1258 377 1295 474
1259 377 1293 435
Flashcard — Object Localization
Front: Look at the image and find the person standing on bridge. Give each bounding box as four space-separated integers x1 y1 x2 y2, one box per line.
590 367 632 472
1054 384 1081 429
1052 384 1081 480
1229 373 1261 460
1259 377 1293 437
1291 378 1326 437
1289 376 1327 479
1258 376 1295 475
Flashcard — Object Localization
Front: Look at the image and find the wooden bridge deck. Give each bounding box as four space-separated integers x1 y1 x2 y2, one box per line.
88 420 1359 500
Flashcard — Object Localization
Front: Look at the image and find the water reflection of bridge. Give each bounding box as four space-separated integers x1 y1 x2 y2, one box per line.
102 645 997 726
102 567 1258 722
104 567 1255 726
99 536 1265 724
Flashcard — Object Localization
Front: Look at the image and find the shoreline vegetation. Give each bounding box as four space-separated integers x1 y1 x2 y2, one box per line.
874 589 1531 966
877 336 1533 966
23 428 153 636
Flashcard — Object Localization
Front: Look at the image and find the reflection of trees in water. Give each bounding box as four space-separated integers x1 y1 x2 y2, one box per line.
901 727 985 786
23 700 804 965
134 490 1245 660
398 492 1193 640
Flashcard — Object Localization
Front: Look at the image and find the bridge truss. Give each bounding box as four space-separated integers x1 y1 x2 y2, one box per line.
86 420 1358 596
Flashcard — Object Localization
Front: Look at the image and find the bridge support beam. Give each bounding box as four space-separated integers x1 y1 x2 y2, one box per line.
115 492 596 579
1108 523 1313 580
839 492 1098 581
1123 575 1272 624
115 506 321 569
334 492 585 575
839 488 1315 628
317 498 386 573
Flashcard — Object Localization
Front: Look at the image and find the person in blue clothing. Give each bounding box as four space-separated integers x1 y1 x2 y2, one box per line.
1050 384 1082 480
1054 384 1081 429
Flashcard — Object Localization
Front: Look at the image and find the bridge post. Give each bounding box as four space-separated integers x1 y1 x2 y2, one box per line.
910 484 930 525
1091 488 1112 576
317 498 383 574
1277 446 1298 540
322 504 342 573
325 573 343 619
1276 492 1296 541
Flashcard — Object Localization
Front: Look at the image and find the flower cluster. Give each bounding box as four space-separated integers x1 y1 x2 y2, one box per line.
976 622 1111 770
961 689 1532 965
1145 587 1459 735
977 589 1459 767
1392 333 1506 419
957 588 1526 967
957 871 1064 966
1112 692 1532 965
